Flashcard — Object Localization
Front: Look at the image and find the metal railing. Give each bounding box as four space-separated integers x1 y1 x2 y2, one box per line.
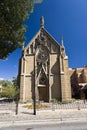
0 102 16 115
37 100 87 111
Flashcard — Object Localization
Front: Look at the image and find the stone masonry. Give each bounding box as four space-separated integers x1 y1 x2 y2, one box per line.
18 17 72 102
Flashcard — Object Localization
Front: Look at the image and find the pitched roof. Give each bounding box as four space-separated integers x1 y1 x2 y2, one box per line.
24 27 60 50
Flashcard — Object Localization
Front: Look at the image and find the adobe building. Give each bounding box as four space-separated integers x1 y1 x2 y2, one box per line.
69 66 87 100
18 17 71 102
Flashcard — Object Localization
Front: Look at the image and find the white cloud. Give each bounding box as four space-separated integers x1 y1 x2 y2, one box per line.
2 58 8 61
0 78 4 80
0 77 12 81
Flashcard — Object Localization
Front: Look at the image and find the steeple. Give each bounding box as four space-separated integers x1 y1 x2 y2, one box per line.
40 16 44 28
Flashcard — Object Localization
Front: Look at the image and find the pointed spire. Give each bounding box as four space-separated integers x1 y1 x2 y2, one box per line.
61 35 64 46
61 36 66 57
22 42 24 50
40 16 44 28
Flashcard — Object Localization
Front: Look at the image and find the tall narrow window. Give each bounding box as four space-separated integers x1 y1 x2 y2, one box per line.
31 45 33 53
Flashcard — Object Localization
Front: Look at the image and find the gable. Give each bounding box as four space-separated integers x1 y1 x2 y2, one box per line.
23 28 60 56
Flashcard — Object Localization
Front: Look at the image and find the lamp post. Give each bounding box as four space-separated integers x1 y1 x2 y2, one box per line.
33 55 36 115
33 74 36 115
15 93 19 115
15 85 19 115
33 92 36 115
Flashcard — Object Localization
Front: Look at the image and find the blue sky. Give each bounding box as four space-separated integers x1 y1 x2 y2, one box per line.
0 0 87 80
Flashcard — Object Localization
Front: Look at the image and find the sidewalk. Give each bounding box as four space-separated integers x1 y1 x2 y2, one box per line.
0 103 87 128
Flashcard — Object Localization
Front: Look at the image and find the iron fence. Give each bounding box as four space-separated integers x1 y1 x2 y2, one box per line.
0 100 87 115
37 100 87 111
0 102 16 115
51 101 87 110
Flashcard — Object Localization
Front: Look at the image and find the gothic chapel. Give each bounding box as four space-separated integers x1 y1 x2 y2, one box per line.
18 17 71 102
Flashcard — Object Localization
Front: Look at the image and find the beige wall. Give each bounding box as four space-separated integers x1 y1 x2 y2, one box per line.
64 57 71 99
19 28 72 102
25 76 32 100
50 54 61 100
26 56 34 74
20 75 25 101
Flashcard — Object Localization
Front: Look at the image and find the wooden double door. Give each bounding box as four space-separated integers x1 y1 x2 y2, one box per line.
38 87 49 102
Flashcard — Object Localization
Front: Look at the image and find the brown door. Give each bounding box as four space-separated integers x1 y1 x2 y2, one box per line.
38 87 49 102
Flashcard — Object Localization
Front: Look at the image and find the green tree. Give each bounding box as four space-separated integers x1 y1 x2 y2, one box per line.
0 85 17 98
12 77 18 87
0 0 36 59
12 77 20 99
0 80 12 87
0 78 19 99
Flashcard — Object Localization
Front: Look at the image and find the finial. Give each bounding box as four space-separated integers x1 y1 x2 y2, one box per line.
61 35 64 46
40 16 44 28
61 36 66 56
22 42 24 50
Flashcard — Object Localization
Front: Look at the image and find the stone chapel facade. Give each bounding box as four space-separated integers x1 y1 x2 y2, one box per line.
18 17 71 102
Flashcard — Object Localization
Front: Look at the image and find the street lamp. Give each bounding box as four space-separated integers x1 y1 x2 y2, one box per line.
33 55 36 115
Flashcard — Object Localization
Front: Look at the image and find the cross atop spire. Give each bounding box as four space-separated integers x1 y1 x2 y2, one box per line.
40 16 44 28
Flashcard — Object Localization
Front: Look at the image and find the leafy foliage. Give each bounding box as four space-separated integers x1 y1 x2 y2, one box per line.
12 77 18 87
0 85 17 98
0 78 19 98
12 76 20 99
0 80 12 87
0 0 34 59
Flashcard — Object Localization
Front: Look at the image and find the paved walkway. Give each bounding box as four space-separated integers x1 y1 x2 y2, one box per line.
0 103 87 128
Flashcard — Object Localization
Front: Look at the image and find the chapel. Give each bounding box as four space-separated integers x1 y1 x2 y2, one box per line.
18 17 72 102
